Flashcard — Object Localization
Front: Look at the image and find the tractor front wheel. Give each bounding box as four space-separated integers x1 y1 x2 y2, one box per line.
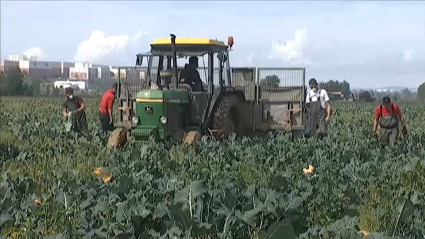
107 128 128 149
211 95 243 139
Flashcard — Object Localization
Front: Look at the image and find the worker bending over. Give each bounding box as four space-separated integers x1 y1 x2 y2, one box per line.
99 83 117 132
62 87 88 133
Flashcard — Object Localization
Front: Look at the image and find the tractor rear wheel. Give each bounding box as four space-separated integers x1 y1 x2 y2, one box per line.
107 128 128 149
211 95 243 139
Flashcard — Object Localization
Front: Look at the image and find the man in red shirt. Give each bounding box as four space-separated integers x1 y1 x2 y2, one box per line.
373 96 407 146
99 83 117 132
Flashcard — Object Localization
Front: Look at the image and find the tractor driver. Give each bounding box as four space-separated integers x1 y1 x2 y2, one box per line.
180 56 204 91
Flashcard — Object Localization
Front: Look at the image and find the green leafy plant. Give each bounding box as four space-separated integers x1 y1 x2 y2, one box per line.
0 97 424 238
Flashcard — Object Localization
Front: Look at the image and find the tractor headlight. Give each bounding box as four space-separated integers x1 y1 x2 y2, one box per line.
160 116 167 124
131 116 139 125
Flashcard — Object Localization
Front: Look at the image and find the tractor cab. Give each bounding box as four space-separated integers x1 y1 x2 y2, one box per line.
145 36 234 129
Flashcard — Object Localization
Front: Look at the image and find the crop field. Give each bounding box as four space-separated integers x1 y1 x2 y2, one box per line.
0 97 424 239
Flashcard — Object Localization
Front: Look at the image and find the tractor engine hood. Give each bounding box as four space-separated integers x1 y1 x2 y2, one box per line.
135 88 190 103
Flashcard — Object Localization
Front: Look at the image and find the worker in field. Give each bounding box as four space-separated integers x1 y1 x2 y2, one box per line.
373 96 407 146
62 87 88 133
305 78 332 138
99 83 117 132
180 56 204 91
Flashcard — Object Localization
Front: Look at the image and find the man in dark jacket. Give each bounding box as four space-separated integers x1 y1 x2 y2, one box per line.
179 57 204 91
62 87 88 133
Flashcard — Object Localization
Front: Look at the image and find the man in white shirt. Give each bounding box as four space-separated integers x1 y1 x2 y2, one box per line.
305 78 332 137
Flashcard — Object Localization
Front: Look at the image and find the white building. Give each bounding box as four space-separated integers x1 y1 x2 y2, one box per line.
69 62 111 80
54 80 87 90
8 54 37 61
4 54 75 78
373 88 398 93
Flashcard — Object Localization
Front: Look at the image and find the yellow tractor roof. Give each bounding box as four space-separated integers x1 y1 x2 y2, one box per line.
151 38 227 46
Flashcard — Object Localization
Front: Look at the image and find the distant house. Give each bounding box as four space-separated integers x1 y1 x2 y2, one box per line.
54 80 87 91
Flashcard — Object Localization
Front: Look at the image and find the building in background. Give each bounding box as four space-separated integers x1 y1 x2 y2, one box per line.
2 54 76 79
8 54 37 61
2 54 114 80
0 60 20 74
69 62 111 81
19 60 62 78
54 80 87 90
61 62 74 78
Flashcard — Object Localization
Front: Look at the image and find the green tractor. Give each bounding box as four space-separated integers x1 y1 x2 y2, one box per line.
107 34 307 148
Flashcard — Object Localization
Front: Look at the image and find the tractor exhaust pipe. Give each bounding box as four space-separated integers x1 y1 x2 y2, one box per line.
170 34 178 89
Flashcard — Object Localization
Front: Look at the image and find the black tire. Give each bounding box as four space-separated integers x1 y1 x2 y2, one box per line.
210 95 243 139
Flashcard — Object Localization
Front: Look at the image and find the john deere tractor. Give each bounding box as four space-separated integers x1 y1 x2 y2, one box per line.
107 34 307 148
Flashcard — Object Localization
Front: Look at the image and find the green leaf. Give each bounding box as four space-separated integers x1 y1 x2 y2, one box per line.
265 220 296 239
116 233 136 239
241 203 266 227
79 196 93 210
410 191 422 205
258 230 267 239
396 197 414 219
168 204 195 230
0 213 14 228
174 180 207 218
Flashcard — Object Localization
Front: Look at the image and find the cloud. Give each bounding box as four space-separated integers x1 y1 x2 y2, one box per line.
23 47 46 59
268 29 313 65
73 30 147 63
403 49 415 61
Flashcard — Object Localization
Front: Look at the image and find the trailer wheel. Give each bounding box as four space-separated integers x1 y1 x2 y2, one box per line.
211 95 242 139
107 128 128 149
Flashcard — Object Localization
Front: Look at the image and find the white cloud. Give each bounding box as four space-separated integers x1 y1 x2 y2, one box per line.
268 29 313 65
403 49 415 61
23 47 45 59
73 30 147 63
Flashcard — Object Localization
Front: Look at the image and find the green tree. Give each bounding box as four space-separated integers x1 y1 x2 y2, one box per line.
359 90 374 102
0 66 27 96
260 75 280 87
400 88 412 101
319 80 351 98
417 82 425 101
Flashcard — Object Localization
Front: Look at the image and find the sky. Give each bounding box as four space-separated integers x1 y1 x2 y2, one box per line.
1 1 425 88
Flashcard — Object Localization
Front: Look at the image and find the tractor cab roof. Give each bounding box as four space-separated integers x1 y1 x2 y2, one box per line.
150 38 229 55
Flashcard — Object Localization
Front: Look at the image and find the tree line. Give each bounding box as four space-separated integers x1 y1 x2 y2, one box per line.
259 74 425 102
1 67 425 101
